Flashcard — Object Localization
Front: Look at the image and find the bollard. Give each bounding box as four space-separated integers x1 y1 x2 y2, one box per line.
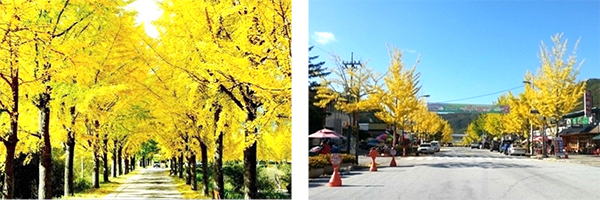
389 149 397 167
369 148 378 171
328 166 342 186
564 151 569 159
329 154 342 187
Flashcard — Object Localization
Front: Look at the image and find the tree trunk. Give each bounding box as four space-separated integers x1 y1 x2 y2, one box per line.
132 155 135 171
38 98 52 199
200 142 209 196
243 140 258 199
190 153 197 190
64 135 75 197
3 139 17 199
170 157 175 175
117 145 123 176
103 139 109 183
212 104 224 200
3 57 20 200
185 154 192 185
124 157 130 175
92 153 100 188
141 155 145 168
112 140 117 177
178 153 184 178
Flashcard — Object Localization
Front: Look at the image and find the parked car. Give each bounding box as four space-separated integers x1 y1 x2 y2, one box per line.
482 142 490 149
417 143 435 154
490 140 501 152
509 145 527 156
470 142 481 149
430 141 441 152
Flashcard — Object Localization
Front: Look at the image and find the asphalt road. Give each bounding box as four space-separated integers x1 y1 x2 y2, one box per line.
310 147 600 200
103 168 183 199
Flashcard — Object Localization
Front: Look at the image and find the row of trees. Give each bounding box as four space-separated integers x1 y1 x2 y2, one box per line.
312 46 452 152
1 0 291 199
463 34 585 144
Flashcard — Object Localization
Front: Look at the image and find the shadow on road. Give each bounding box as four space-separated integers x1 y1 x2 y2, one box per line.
415 161 537 169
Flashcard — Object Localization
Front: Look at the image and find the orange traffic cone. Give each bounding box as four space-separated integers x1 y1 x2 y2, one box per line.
369 148 378 171
328 166 342 187
370 161 377 171
390 156 397 167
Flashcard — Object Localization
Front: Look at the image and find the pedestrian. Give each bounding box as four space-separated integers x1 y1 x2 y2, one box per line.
331 143 339 153
320 140 331 154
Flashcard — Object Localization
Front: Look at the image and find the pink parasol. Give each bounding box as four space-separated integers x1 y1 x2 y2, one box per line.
308 128 346 139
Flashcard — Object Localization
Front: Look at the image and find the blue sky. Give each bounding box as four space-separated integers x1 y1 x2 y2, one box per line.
309 0 600 105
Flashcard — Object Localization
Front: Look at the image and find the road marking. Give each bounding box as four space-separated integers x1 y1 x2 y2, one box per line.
400 156 536 162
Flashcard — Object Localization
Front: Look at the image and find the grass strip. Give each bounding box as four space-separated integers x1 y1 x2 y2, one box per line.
166 170 211 199
64 169 140 199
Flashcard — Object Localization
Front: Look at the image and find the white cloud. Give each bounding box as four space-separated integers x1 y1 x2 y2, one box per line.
126 0 163 38
313 32 336 45
405 49 416 53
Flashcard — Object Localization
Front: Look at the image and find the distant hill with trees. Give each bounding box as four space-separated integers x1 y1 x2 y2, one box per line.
438 113 480 135
571 78 600 112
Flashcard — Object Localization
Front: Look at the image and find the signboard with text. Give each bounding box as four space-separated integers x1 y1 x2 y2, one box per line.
555 137 563 157
427 103 510 114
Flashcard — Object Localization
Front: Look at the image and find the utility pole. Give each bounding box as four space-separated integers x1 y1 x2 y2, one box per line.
341 52 361 164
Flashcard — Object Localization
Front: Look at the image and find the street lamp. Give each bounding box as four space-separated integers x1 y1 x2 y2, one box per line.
524 80 548 158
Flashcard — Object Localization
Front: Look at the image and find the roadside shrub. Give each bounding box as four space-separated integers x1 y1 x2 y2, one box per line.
308 156 328 169
73 176 92 193
340 154 356 163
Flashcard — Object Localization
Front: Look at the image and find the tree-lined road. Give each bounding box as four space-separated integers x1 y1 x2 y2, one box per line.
312 147 600 200
104 168 183 199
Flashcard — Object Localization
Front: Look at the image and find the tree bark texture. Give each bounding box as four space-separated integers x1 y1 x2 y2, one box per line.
103 138 109 183
92 153 100 188
190 153 197 191
38 97 52 199
212 104 224 200
117 145 122 176
200 142 209 196
112 140 117 177
178 153 184 179
124 157 130 174
243 140 258 199
64 135 75 197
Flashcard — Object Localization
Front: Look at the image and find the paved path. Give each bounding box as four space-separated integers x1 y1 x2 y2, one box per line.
103 168 183 199
311 147 600 200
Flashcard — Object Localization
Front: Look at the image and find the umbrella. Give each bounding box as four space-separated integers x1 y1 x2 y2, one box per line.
376 134 387 141
308 128 346 139
533 136 552 142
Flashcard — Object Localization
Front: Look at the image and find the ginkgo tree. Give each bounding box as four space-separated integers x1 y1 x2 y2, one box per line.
152 0 291 198
525 33 586 136
364 47 423 148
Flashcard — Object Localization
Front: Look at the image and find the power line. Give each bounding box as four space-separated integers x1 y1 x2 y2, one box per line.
309 43 336 57
439 85 525 103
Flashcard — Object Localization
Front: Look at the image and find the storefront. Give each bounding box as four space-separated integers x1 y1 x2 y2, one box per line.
559 108 599 154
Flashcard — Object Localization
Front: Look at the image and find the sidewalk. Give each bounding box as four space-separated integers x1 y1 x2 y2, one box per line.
530 154 600 168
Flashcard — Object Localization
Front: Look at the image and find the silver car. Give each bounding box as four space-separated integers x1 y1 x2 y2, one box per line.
417 143 435 154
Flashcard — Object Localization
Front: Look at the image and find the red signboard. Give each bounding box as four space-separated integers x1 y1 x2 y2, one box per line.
585 91 592 117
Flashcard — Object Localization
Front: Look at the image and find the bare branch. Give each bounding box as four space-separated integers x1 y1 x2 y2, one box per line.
52 0 70 36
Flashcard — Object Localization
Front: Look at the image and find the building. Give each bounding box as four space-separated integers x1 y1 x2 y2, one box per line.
559 107 600 154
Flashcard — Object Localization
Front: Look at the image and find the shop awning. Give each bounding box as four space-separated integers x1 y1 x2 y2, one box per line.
559 126 589 135
593 134 600 140
588 125 600 134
